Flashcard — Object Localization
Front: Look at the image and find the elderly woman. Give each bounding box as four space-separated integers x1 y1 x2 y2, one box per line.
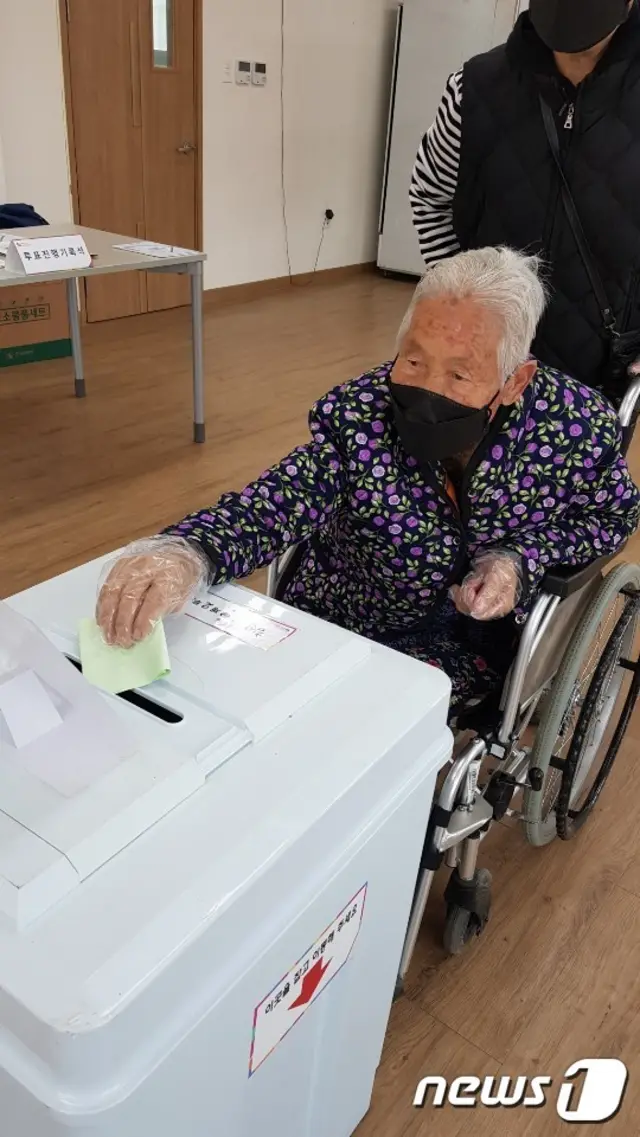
98 247 640 714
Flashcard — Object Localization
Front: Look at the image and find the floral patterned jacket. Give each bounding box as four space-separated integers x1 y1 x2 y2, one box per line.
168 362 640 637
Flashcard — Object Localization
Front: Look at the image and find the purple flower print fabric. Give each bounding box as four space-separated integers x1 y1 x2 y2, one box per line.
166 362 640 709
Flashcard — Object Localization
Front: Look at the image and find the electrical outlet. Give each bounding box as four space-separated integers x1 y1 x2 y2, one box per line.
252 62 267 86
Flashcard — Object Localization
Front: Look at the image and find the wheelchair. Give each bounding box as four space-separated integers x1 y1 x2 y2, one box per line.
265 370 640 990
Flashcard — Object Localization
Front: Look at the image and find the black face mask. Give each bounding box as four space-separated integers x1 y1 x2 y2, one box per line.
390 381 499 465
529 0 630 54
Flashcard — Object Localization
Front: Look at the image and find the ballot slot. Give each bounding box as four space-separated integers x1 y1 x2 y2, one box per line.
64 655 184 724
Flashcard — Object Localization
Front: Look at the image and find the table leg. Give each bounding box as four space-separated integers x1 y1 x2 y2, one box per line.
190 261 205 443
66 277 86 398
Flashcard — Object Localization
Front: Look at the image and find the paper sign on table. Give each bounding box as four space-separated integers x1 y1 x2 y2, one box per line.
4 234 91 275
0 669 63 749
113 241 197 259
187 594 296 650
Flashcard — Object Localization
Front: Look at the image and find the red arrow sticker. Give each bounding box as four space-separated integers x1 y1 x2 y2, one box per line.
249 883 367 1075
289 956 332 1010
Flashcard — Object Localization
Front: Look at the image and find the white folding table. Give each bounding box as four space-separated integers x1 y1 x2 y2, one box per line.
0 225 207 442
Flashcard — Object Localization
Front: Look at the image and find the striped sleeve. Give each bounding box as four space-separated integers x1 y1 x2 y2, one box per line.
409 69 463 265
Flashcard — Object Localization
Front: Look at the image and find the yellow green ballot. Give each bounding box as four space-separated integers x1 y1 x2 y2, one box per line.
78 618 171 694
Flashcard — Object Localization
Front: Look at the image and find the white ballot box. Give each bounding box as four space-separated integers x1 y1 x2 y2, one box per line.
0 557 452 1137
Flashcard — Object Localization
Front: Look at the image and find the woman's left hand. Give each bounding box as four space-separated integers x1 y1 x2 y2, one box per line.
451 552 522 621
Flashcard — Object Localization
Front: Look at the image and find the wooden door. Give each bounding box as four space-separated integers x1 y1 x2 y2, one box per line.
63 0 200 322
66 0 147 321
139 0 198 312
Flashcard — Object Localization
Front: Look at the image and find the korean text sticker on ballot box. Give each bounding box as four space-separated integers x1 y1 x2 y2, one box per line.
250 885 367 1074
0 554 452 1137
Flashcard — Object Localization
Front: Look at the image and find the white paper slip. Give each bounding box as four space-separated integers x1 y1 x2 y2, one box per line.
0 670 63 749
0 235 13 269
187 595 296 650
113 241 197 259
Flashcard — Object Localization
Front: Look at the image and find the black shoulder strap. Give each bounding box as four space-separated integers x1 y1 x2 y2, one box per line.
539 96 618 337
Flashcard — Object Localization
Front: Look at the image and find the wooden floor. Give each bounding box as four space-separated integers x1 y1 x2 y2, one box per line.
3 271 640 1135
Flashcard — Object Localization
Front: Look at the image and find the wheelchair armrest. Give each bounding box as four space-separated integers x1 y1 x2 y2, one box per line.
540 554 613 599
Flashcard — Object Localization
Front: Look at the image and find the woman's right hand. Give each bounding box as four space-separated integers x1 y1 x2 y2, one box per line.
96 538 209 647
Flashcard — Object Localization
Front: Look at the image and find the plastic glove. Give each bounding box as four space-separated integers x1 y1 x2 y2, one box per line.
96 536 211 648
450 551 522 622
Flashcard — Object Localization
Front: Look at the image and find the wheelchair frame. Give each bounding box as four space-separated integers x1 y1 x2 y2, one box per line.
266 370 640 984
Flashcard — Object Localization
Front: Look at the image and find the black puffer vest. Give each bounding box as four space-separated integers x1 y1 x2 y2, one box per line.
453 5 640 388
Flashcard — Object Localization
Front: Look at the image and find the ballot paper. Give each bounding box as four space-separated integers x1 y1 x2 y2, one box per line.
113 241 197 259
78 618 171 694
0 669 63 749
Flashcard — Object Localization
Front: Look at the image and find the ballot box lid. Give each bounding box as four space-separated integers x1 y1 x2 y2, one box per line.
1 556 372 928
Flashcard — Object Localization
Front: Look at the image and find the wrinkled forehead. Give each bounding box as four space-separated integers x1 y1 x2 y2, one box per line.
407 295 502 361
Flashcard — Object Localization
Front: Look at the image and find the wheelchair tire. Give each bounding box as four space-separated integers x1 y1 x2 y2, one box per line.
556 598 640 839
442 868 492 956
523 563 640 847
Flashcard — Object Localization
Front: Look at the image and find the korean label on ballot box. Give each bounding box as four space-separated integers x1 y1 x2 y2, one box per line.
187 594 296 650
5 234 91 275
249 884 367 1075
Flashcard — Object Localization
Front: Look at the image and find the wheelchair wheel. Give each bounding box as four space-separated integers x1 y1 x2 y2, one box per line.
523 563 640 847
442 868 492 956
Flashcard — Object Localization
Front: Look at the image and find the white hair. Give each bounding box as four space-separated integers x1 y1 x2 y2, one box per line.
397 247 548 382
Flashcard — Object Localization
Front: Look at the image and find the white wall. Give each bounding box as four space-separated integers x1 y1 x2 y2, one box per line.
202 0 397 288
0 1 72 225
0 135 7 205
0 0 396 291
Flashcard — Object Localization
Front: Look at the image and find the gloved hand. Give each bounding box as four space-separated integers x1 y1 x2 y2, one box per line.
450 551 522 622
96 536 210 647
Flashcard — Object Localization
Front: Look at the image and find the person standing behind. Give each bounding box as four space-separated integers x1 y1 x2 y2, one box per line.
409 0 640 399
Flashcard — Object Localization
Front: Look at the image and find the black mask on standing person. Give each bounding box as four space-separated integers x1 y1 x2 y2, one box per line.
389 381 500 465
528 0 630 54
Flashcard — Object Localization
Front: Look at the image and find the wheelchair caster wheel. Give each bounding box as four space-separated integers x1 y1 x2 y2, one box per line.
393 977 405 1003
442 868 492 956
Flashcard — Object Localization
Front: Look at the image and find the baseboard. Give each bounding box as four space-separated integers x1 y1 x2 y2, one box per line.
204 262 377 309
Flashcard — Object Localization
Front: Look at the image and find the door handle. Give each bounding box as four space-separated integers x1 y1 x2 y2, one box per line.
177 142 197 154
